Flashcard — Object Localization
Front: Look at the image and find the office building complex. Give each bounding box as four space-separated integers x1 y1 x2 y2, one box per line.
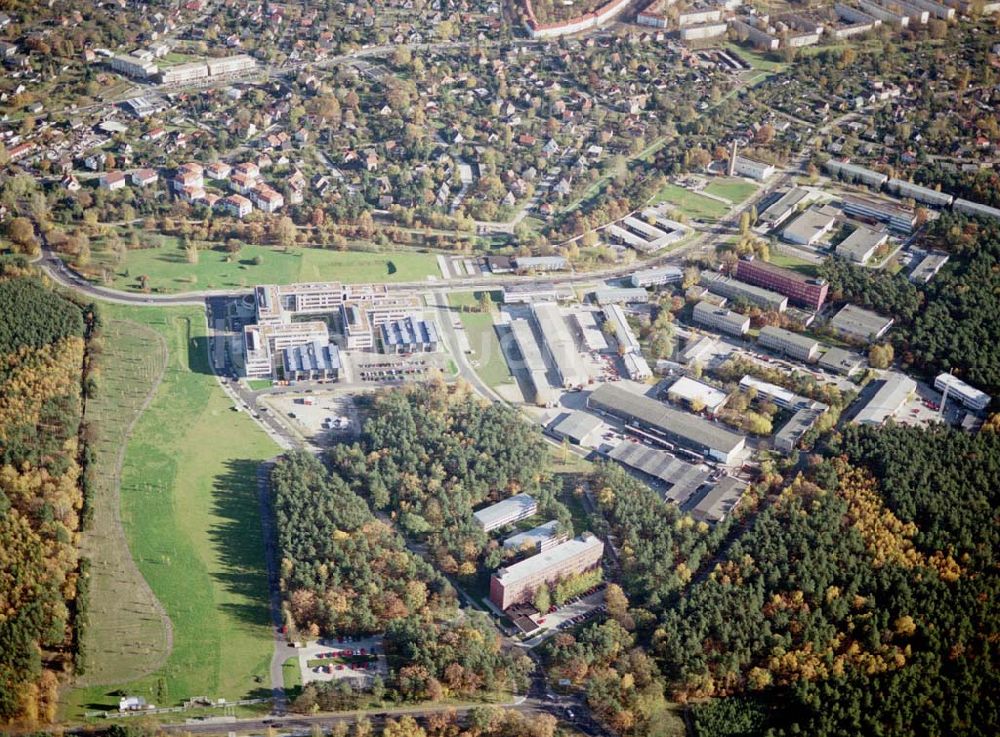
935 373 990 412
692 300 750 337
503 520 567 554
490 533 604 610
379 315 439 354
701 272 788 312
758 326 821 363
735 258 829 310
474 493 538 532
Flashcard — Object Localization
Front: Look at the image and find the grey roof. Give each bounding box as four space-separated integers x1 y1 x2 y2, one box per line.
852 373 916 425
473 493 537 529
282 340 340 373
550 411 603 443
759 326 821 354
781 206 837 244
631 265 683 287
494 533 603 587
759 187 809 225
818 346 864 375
829 304 893 340
774 406 825 450
700 272 787 310
835 224 887 261
380 315 438 347
593 287 649 305
692 300 750 335
608 442 710 505
588 383 745 457
503 520 563 550
909 251 949 284
688 475 748 524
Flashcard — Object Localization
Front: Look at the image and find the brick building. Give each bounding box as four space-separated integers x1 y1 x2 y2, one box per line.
734 258 829 311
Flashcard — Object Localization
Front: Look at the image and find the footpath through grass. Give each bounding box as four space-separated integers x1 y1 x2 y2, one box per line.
90 239 442 293
65 304 279 719
77 319 172 689
448 292 512 388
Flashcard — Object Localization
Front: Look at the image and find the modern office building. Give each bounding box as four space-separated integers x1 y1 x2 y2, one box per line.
691 300 750 337
206 54 256 76
935 373 990 412
828 304 894 343
758 326 821 362
280 340 341 381
243 321 330 379
532 302 589 388
474 493 538 533
701 272 788 312
735 258 829 310
588 383 746 465
490 533 604 610
379 315 439 354
852 373 915 425
503 520 567 554
159 61 209 84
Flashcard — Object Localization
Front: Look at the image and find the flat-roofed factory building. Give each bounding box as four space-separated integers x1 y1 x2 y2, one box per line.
587 383 746 465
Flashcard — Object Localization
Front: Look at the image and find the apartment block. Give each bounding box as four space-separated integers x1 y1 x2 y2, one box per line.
490 533 604 610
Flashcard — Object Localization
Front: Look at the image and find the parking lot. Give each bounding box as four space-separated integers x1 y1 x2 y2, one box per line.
297 635 387 687
259 392 360 445
520 586 608 647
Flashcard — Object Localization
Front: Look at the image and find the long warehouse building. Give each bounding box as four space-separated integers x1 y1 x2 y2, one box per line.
587 383 746 465
509 318 557 407
532 302 589 388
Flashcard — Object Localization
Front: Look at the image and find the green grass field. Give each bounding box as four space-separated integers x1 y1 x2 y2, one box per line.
77 318 172 688
651 184 730 222
705 178 758 204
282 658 302 691
448 292 512 388
65 304 280 719
768 250 821 278
90 240 441 293
725 42 789 73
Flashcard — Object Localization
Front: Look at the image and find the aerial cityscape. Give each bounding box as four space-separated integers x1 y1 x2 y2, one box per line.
0 1 998 736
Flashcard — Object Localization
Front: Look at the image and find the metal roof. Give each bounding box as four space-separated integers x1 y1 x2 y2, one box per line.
473 493 537 530
688 475 748 524
608 442 709 505
588 383 745 457
852 373 916 425
494 533 603 587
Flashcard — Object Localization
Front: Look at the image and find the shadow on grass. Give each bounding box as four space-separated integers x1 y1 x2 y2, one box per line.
207 458 272 628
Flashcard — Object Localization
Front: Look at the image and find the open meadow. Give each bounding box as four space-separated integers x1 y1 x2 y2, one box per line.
65 304 279 719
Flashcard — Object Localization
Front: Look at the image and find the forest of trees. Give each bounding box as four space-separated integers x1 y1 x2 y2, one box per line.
904 215 1000 396
647 423 998 737
817 257 922 324
327 381 572 576
0 270 89 723
271 450 455 638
